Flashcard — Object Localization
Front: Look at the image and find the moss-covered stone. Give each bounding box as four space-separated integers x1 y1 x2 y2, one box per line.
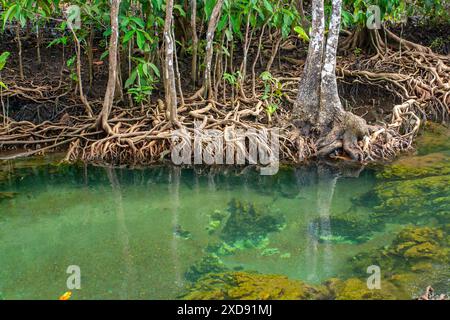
376 152 450 180
371 175 450 224
180 271 330 300
351 226 449 276
415 122 450 155
328 278 408 300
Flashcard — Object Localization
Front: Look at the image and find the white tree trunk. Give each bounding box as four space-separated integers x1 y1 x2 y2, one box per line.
163 0 178 123
293 0 325 128
318 0 343 129
203 0 225 99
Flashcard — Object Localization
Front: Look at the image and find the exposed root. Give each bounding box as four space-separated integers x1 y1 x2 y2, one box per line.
0 29 448 165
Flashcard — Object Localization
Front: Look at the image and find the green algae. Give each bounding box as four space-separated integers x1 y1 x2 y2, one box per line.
415 122 450 155
180 271 330 300
181 272 413 300
310 212 384 244
184 254 230 282
371 175 450 224
326 277 411 300
351 226 449 278
376 152 450 180
220 199 286 246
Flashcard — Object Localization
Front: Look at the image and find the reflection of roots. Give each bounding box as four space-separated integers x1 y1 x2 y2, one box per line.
0 29 448 164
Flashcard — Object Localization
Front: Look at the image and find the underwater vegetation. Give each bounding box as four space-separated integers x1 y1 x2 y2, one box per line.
351 226 449 275
348 225 450 298
185 199 286 283
343 125 450 241
180 271 414 300
376 152 450 180
182 225 449 300
415 122 450 155
220 199 285 246
202 199 285 258
309 212 384 244
184 254 230 282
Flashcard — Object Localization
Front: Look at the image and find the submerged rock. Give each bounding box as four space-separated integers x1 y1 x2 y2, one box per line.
326 277 410 300
351 226 449 281
415 122 450 155
371 174 450 224
180 271 329 300
376 152 450 180
184 254 229 282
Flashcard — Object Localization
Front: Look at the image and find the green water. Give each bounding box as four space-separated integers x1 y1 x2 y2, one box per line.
0 127 449 300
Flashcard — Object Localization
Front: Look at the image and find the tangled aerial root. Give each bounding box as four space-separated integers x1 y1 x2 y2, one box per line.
0 30 448 165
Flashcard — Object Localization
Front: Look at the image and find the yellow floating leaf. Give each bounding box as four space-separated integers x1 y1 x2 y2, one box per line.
59 291 72 300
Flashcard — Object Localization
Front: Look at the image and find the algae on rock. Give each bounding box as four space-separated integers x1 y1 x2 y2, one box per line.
180 271 330 300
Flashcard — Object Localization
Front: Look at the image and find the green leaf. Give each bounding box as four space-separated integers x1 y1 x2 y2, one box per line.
130 17 145 28
148 63 160 78
294 26 309 42
0 51 11 70
136 30 146 50
263 0 273 13
100 50 109 60
217 14 228 31
122 30 135 44
204 0 216 18
125 69 138 89
260 71 272 82
67 56 76 67
173 4 186 17
225 29 233 42
3 4 18 29
0 81 7 90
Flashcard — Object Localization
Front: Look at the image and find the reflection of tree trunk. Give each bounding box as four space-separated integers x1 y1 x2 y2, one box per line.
170 167 182 289
106 167 135 299
316 165 337 275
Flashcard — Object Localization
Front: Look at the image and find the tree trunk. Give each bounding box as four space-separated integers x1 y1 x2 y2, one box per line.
203 0 225 99
16 24 24 80
69 26 94 118
296 0 310 30
318 0 342 129
292 0 370 160
36 24 41 65
292 0 325 131
97 0 121 133
87 26 94 90
163 0 178 123
190 0 198 86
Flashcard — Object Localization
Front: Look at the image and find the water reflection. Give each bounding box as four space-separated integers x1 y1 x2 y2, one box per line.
0 156 447 299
